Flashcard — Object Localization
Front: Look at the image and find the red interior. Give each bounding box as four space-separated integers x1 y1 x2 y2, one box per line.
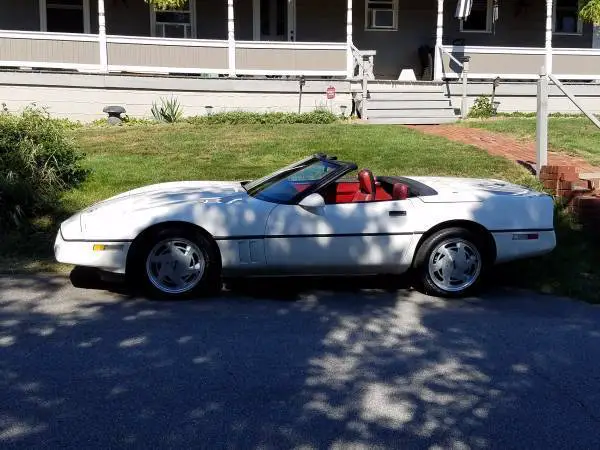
321 181 397 204
292 172 410 204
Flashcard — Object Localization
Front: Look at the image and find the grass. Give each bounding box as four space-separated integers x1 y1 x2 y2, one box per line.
461 116 600 167
2 122 599 303
0 122 531 274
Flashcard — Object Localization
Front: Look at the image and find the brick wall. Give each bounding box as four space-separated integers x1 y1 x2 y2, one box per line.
540 165 600 228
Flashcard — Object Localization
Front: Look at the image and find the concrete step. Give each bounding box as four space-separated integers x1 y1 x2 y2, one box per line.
369 92 449 102
368 108 456 119
367 116 458 125
368 84 444 94
368 100 453 109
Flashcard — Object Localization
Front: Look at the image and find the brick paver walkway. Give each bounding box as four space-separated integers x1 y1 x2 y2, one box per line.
408 124 598 173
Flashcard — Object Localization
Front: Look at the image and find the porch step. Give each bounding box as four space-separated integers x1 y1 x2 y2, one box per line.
369 100 452 109
365 84 458 125
368 117 458 125
369 92 448 102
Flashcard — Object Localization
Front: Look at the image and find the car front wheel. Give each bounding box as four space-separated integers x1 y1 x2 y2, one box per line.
130 227 221 300
413 227 489 298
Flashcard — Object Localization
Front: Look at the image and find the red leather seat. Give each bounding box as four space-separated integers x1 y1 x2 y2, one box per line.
352 169 376 202
392 183 409 200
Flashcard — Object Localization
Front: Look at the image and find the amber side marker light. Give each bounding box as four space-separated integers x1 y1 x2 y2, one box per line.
93 244 124 251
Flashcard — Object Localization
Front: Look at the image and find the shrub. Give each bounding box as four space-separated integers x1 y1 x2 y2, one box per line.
468 96 496 118
185 108 338 125
0 106 90 228
151 95 184 123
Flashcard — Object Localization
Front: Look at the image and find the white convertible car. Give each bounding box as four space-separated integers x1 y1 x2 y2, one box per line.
55 154 556 299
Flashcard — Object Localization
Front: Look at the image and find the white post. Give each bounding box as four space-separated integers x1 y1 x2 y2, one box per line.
98 0 108 72
346 0 353 79
228 0 236 77
545 0 553 74
593 25 600 49
536 66 549 177
461 58 469 119
434 0 444 81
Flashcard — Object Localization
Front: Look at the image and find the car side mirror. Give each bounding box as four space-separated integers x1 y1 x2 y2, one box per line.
298 193 325 209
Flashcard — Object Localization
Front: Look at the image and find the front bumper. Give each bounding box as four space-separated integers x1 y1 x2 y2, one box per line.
54 230 131 274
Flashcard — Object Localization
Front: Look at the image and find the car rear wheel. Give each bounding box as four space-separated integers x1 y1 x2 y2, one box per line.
129 227 221 300
413 227 488 298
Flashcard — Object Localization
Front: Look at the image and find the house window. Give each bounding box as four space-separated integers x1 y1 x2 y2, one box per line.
151 0 197 39
460 0 492 33
40 0 91 34
554 0 583 35
365 0 398 31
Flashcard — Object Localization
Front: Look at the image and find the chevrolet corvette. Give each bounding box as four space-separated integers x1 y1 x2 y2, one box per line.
55 154 556 299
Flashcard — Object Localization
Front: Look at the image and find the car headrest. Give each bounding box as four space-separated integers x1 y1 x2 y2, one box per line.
393 183 409 200
358 169 375 195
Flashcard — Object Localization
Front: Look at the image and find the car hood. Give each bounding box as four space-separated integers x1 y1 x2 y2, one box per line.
82 180 247 214
405 176 542 202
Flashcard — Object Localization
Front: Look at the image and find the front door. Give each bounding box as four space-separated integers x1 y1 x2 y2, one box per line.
254 0 296 41
264 199 417 275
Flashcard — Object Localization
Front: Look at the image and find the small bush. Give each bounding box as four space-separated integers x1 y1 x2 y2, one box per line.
0 106 90 228
468 96 496 118
185 108 338 125
151 96 184 123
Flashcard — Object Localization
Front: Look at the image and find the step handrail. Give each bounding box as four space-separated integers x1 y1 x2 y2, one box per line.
548 74 600 130
351 44 375 120
438 45 470 119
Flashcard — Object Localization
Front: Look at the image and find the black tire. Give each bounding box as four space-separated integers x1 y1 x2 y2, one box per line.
127 226 222 300
412 227 490 298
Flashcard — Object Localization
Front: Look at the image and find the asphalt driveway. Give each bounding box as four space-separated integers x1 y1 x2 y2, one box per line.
1 273 599 449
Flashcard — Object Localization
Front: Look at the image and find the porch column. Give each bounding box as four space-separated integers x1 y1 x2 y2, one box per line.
545 0 553 73
593 25 600 48
228 0 236 77
346 0 353 78
98 0 108 72
434 0 444 81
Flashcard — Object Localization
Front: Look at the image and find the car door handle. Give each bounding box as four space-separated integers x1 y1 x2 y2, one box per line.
389 210 407 217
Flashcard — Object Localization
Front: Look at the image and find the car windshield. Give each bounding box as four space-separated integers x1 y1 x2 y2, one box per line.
245 158 340 204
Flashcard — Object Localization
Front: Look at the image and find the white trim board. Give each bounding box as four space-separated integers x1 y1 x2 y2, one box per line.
107 35 228 47
0 60 100 71
443 73 600 80
0 30 99 42
443 45 600 56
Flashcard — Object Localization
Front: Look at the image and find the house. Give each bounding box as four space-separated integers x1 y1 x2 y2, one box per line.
0 0 599 123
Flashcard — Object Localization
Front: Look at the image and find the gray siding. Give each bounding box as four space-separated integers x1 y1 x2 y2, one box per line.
196 0 227 39
442 0 593 48
297 0 346 42
0 0 39 31
234 0 255 41
105 0 151 36
105 0 226 39
353 0 438 79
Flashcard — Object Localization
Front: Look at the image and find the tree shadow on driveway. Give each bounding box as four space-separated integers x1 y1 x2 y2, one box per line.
1 274 599 449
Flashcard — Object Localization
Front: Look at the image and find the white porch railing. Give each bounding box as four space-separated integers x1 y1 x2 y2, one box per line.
0 30 350 78
440 45 600 81
0 30 101 71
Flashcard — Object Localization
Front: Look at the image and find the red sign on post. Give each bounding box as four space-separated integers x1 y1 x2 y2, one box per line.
326 86 336 99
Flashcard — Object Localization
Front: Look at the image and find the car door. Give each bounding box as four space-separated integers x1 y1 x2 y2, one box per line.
264 198 417 274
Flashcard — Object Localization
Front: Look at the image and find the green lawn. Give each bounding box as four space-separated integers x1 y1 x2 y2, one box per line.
2 122 599 303
461 117 600 167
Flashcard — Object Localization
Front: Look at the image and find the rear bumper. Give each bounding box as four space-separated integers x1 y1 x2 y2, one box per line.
54 230 131 274
493 230 556 263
